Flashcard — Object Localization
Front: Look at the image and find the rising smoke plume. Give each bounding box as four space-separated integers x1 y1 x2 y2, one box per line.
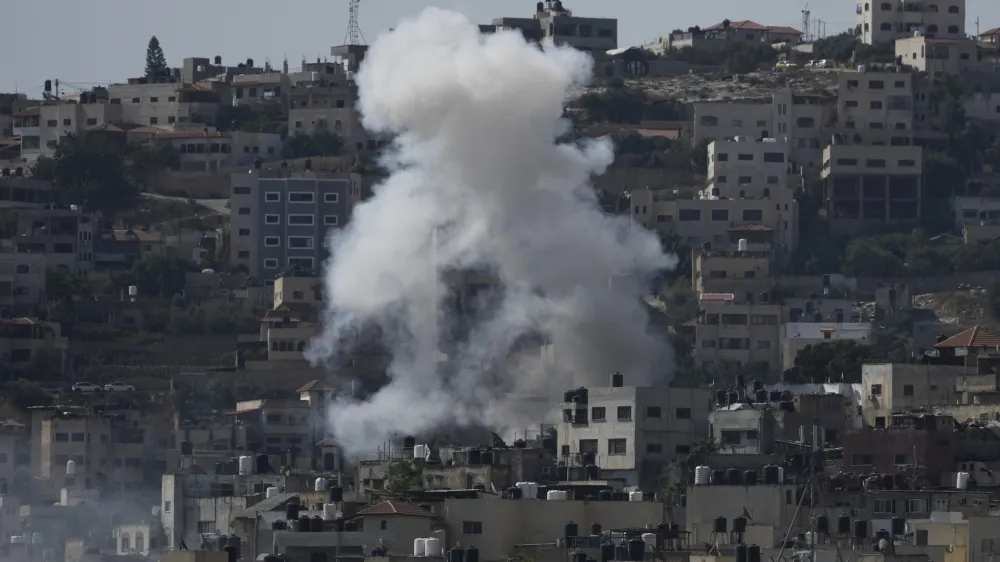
307 7 675 454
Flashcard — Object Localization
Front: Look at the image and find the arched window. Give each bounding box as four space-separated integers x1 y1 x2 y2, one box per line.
297 341 306 352
864 2 870 11
926 4 939 12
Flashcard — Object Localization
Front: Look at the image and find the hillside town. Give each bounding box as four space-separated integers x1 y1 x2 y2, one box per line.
3 0 1000 561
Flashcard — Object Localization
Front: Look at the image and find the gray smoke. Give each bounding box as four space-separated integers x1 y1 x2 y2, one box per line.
307 7 675 454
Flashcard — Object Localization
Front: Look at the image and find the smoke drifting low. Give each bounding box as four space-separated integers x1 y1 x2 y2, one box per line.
307 8 675 453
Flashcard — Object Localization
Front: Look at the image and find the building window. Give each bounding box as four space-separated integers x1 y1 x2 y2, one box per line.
646 443 663 454
591 406 606 421
238 229 250 236
197 521 215 534
324 192 340 203
870 384 882 395
579 439 598 453
869 100 883 109
869 80 885 89
899 159 916 167
238 251 250 259
873 499 893 513
380 520 387 530
676 408 691 419
646 406 661 418
742 209 763 222
462 521 483 535
289 257 314 270
149 117 158 125
71 432 85 442
675 444 691 454
607 438 627 455
238 207 250 215
288 215 315 226
324 215 339 226
264 259 279 269
895 454 911 465
758 340 771 349
55 433 69 442
903 384 914 396
853 454 875 466
264 236 280 247
265 192 280 202
288 192 315 203
265 214 280 225
711 209 729 221
288 236 314 249
934 498 948 512
617 406 632 421
164 501 171 513
737 153 753 161
906 499 926 513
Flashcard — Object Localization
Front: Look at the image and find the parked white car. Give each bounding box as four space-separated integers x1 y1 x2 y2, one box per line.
104 382 136 392
71 382 102 393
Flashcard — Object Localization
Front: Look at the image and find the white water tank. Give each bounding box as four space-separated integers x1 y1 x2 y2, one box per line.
526 482 539 499
694 466 711 485
413 444 427 460
777 466 784 483
66 460 76 476
546 490 568 501
128 285 138 298
9 536 24 545
265 486 279 499
31 532 43 544
323 504 339 520
737 238 748 252
238 455 253 476
413 537 427 557
642 532 657 551
315 478 329 492
425 537 442 557
956 471 970 490
629 491 644 502
805 532 817 545
857 65 867 72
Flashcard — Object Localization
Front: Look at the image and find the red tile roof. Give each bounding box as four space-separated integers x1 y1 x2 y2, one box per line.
982 27 1000 37
934 326 1000 349
767 26 803 35
705 20 769 31
357 500 432 518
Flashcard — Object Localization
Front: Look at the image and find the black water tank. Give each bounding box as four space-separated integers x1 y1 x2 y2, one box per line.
482 451 494 465
714 517 727 533
312 515 324 532
542 437 556 454
557 466 569 481
726 468 741 485
755 389 768 403
752 380 764 393
508 487 522 499
611 491 626 501
403 436 416 448
536 1 545 12
565 521 579 540
716 390 727 406
598 489 612 501
779 401 795 413
611 372 624 387
733 516 747 533
214 55 222 64
627 538 645 561
744 470 758 486
891 516 906 535
748 545 761 562
372 548 386 557
214 461 225 475
614 543 628 561
449 547 464 562
838 515 851 534
769 391 782 402
781 390 792 401
216 535 228 551
224 545 238 562
468 449 482 465
298 515 311 532
583 452 596 465
573 552 587 562
671 522 680 531
564 389 577 403
575 387 589 405
854 520 868 538
466 546 480 562
286 503 300 521
329 486 343 503
763 465 779 484
333 518 345 532
256 453 271 473
514 439 526 449
587 464 600 480
180 440 193 455
601 543 615 562
816 515 829 534
592 523 602 535
271 519 287 530
728 391 739 405
711 469 725 485
344 520 358 532
736 544 748 562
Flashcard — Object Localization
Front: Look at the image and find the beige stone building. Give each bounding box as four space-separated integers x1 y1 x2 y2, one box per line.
835 70 917 145
707 136 793 196
0 254 47 310
107 80 221 130
14 206 98 273
896 36 991 77
0 317 67 369
857 0 966 44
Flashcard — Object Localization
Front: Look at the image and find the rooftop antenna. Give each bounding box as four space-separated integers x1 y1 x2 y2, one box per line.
801 3 811 43
345 0 367 46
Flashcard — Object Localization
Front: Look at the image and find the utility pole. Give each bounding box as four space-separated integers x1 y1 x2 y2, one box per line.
976 17 981 37
802 4 811 42
345 0 366 46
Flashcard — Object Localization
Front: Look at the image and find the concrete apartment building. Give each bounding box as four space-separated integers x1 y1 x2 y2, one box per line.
835 70 917 145
781 322 873 369
706 136 793 196
107 80 221 129
653 20 802 54
896 36 994 77
129 128 282 173
0 254 47 311
821 143 923 234
0 317 66 370
230 169 360 279
857 0 966 44
486 1 618 54
557 376 710 487
693 249 774 304
0 177 53 209
694 295 783 370
14 207 97 273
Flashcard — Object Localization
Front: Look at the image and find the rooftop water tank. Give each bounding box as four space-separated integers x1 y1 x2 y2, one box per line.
414 538 427 557
565 521 579 540
238 455 252 476
414 444 428 460
180 439 193 456
694 465 711 485
315 478 329 492
403 436 416 449
838 515 851 534
628 538 645 561
266 486 279 499
128 285 138 298
547 490 568 500
629 491 644 502
641 532 657 552
465 546 480 562
66 460 76 476
329 486 344 503
426 537 442 557
957 471 970 489
736 544 748 562
738 238 748 252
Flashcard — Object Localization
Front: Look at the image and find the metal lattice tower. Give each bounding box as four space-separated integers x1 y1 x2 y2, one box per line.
345 0 366 46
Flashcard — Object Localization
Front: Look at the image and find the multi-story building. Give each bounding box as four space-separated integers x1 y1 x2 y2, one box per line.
30 100 126 161
0 254 47 311
556 374 710 487
107 80 222 130
835 70 916 144
692 248 774 304
707 136 793 196
694 295 783 370
857 0 966 44
781 322 873 369
286 63 366 145
11 107 41 161
0 177 53 209
14 206 97 273
0 317 67 370
229 169 360 279
821 143 923 234
0 93 31 137
486 1 618 54
982 27 1000 44
128 128 282 173
896 36 989 77
649 20 802 54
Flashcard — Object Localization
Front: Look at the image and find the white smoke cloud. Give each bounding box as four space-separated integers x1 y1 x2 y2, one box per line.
307 7 675 454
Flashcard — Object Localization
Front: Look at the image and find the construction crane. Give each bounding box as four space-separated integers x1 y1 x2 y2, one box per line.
344 0 367 46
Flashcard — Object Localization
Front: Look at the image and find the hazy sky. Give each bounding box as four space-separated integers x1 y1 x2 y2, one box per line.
3 0 998 94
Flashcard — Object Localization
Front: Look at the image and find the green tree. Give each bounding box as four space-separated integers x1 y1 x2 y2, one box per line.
1 379 54 410
131 255 194 298
127 142 180 191
841 239 904 277
46 268 91 302
382 460 423 496
31 134 137 212
282 127 345 159
789 340 875 383
145 36 169 79
24 348 63 381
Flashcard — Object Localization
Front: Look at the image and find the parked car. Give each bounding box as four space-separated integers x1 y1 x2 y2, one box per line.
815 59 833 68
774 60 797 71
71 382 102 393
104 382 136 392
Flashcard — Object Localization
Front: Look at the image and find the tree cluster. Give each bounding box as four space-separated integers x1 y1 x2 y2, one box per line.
662 42 779 74
841 231 1000 277
578 80 685 125
142 301 259 336
812 33 895 65
282 127 344 159
786 340 875 383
